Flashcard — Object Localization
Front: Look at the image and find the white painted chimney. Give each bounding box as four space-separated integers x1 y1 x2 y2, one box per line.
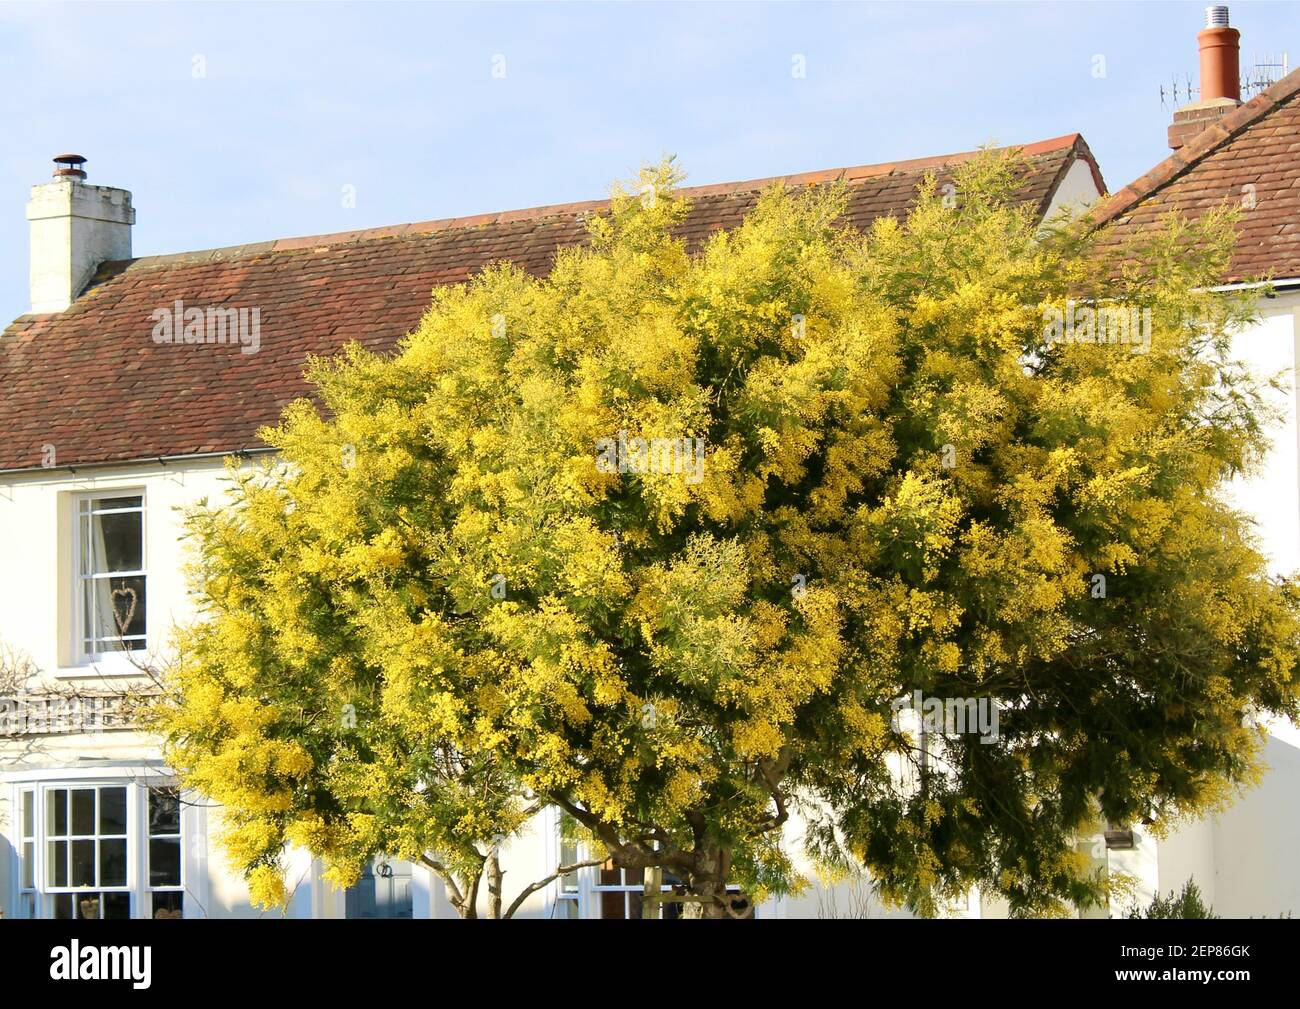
26 155 135 314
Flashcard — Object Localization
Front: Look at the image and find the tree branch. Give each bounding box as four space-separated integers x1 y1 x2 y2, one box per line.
419 854 466 915
502 858 605 920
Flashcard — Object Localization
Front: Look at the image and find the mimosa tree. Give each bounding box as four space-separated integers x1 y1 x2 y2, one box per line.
152 153 1300 918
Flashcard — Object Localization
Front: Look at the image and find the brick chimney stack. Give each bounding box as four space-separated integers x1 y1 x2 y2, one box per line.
1168 7 1243 150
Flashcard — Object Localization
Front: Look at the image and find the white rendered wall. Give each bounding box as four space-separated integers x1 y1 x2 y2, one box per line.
1042 157 1104 221
1149 291 1300 917
0 458 286 919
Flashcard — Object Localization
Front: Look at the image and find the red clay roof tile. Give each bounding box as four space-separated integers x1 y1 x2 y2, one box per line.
0 136 1097 471
1089 67 1300 284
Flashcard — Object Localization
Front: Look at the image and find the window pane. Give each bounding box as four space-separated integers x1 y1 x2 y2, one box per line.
600 889 628 919
85 576 147 650
79 513 92 574
72 891 133 919
149 789 181 835
99 787 128 834
19 893 36 920
21 841 34 888
560 836 579 893
21 790 33 837
48 789 67 835
48 840 67 886
51 893 73 919
92 495 144 513
84 504 143 574
100 838 128 886
82 580 97 646
71 788 95 835
151 891 184 920
149 838 181 887
71 839 96 886
102 892 132 919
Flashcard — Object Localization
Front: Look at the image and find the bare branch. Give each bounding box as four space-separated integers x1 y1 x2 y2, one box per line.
502 858 605 920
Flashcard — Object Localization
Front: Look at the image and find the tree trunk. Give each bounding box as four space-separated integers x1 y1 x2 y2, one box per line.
683 879 729 919
487 849 504 920
680 838 730 919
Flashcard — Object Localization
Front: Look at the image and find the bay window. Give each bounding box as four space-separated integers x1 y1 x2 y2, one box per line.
9 779 185 919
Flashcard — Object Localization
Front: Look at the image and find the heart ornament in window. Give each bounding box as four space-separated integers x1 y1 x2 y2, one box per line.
110 586 137 635
724 893 752 918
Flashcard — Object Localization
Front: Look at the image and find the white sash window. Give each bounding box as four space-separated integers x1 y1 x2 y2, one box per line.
75 493 147 661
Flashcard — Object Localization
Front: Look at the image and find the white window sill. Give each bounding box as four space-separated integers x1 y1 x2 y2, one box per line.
53 655 153 680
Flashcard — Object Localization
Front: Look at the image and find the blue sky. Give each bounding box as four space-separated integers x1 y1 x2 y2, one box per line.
1 0 1295 323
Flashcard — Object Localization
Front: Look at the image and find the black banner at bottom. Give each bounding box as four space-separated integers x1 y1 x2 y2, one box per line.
1 917 1285 995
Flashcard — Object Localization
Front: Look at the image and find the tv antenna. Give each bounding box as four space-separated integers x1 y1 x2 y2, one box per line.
1159 74 1198 109
1161 51 1290 108
1243 51 1290 97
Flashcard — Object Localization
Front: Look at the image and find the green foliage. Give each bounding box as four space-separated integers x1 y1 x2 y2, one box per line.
1126 879 1218 919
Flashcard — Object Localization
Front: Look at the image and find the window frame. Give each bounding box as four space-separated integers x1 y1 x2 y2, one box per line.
8 775 186 920
548 806 581 919
40 783 132 920
551 809 752 919
145 785 185 918
592 861 664 919
16 786 36 920
72 490 148 665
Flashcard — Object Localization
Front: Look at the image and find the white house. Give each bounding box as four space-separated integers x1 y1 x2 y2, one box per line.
1081 6 1300 920
0 138 1103 920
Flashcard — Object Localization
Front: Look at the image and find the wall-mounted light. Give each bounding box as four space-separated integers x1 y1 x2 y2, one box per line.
1104 828 1136 850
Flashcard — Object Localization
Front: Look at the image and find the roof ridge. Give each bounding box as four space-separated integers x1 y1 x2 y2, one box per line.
1089 65 1300 229
109 135 1086 273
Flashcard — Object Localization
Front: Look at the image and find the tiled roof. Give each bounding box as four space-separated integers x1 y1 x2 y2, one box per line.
0 135 1099 472
1089 67 1300 283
